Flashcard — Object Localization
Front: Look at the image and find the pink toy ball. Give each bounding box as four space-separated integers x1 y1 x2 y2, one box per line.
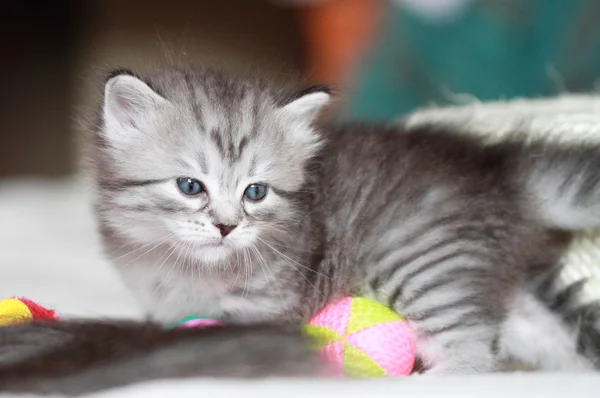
304 297 416 377
171 316 225 329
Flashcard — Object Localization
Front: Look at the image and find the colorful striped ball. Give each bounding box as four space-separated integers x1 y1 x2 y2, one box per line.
304 297 415 377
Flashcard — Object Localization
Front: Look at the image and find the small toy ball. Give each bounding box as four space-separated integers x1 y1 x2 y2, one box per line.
169 316 225 330
0 297 58 326
304 297 415 377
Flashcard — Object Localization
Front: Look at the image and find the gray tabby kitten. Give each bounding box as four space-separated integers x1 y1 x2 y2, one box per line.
91 66 600 374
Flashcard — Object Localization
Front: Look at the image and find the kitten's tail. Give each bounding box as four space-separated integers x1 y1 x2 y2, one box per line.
519 142 600 230
531 267 600 369
0 321 324 395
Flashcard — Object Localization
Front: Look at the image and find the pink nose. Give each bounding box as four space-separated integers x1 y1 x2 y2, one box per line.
214 223 237 237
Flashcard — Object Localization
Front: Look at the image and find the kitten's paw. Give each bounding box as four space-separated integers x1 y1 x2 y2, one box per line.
410 320 499 375
418 341 498 375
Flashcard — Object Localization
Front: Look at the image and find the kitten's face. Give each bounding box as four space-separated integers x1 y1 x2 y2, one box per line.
94 70 329 265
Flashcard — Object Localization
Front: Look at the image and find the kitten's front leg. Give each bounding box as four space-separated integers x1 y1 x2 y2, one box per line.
372 254 503 374
406 294 501 374
411 324 498 374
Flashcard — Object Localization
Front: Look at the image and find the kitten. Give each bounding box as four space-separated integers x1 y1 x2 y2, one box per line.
3 65 600 394
88 66 600 374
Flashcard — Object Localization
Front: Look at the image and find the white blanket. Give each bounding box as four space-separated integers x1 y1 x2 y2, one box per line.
0 178 141 319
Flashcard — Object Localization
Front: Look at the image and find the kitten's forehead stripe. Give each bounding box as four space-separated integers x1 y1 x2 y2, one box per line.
196 152 209 175
250 96 261 139
210 129 225 156
237 136 249 159
100 178 169 191
248 156 258 176
227 140 236 163
184 72 205 131
176 158 191 169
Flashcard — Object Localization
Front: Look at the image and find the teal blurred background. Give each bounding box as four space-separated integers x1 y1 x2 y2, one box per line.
341 0 600 121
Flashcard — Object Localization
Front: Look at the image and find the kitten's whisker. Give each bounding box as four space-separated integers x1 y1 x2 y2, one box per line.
159 243 188 300
257 237 332 279
122 233 177 267
239 248 246 296
256 237 324 298
232 247 243 287
155 242 180 273
301 209 315 221
170 240 186 275
258 237 314 254
161 245 180 284
251 243 281 301
113 232 176 262
152 241 179 289
182 241 195 287
247 247 254 299
150 241 182 298
265 226 292 236
183 242 202 287
225 251 234 274
173 242 187 279
184 242 199 304
242 247 251 298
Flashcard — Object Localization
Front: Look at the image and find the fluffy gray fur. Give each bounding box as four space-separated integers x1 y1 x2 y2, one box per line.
90 66 600 375
0 322 323 395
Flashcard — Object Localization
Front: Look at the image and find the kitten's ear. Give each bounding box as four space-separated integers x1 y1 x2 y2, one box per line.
280 86 331 122
103 72 166 128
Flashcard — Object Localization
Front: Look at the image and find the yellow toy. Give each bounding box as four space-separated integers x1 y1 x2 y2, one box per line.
0 297 58 326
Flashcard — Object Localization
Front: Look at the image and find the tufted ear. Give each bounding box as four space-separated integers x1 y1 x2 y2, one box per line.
280 85 331 123
103 72 166 129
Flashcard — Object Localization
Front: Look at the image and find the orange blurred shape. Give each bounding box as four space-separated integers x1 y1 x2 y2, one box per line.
298 0 383 87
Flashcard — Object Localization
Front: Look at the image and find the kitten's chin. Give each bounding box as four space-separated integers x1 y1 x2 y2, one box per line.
188 243 235 265
177 235 258 267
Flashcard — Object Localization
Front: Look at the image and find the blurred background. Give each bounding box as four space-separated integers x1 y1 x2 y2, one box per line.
1 0 600 177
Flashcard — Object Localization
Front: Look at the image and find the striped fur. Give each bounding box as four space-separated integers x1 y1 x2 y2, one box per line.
524 267 600 369
88 66 600 374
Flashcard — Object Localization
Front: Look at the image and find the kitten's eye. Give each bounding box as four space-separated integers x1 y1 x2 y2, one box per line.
244 184 268 201
177 177 204 196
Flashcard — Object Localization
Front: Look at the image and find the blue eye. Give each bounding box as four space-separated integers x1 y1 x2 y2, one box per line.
244 184 268 201
177 177 204 196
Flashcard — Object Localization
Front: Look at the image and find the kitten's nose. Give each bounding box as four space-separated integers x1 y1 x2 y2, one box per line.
214 223 237 237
